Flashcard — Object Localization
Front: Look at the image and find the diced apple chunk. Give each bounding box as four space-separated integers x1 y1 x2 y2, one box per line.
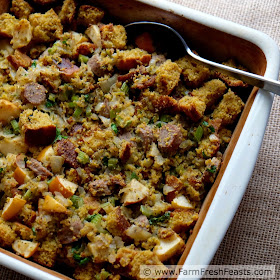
12 240 39 258
171 195 193 210
153 233 184 262
2 196 26 220
125 225 152 241
0 99 21 125
0 136 28 156
42 195 68 213
37 145 55 166
48 176 78 198
120 179 149 206
13 166 29 185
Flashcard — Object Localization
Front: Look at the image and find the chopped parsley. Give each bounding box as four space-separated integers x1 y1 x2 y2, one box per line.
149 212 171 225
207 165 217 173
111 123 118 134
53 128 68 143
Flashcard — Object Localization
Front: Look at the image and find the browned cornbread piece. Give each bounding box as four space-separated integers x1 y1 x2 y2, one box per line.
196 137 220 158
100 24 127 49
116 48 151 71
19 109 56 146
10 0 33 19
7 49 32 69
74 262 102 280
32 239 59 267
152 94 179 114
213 59 248 87
155 59 182 95
0 13 18 38
168 209 199 233
178 95 206 122
212 89 245 125
58 0 76 25
77 5 104 27
106 207 130 240
0 218 16 247
176 55 210 88
32 0 56 5
29 9 63 42
191 79 227 108
115 247 165 279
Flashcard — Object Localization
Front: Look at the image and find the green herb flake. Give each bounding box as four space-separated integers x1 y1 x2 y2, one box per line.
53 128 68 143
202 121 209 126
45 100 55 108
209 125 215 133
130 172 138 180
102 156 109 166
194 126 203 142
31 61 37 68
79 257 90 266
31 227 36 236
207 165 217 173
149 211 171 225
111 123 118 134
160 114 172 123
0 168 4 174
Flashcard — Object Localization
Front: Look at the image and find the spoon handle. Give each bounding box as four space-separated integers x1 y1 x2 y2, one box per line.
187 49 280 95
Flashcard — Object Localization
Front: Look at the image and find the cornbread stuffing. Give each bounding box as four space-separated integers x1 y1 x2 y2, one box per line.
0 1 248 279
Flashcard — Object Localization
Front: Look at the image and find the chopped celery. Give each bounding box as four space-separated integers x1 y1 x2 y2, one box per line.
23 189 32 200
48 93 56 102
194 126 203 142
73 107 83 118
140 205 154 217
86 213 107 233
10 120 19 134
77 151 90 164
108 158 118 170
121 82 129 94
71 95 79 102
85 106 92 117
70 195 84 208
78 54 89 63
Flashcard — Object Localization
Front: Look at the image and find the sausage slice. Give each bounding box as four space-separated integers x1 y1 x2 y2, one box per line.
22 83 47 105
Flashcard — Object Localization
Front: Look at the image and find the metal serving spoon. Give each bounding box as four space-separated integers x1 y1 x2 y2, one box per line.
125 21 280 95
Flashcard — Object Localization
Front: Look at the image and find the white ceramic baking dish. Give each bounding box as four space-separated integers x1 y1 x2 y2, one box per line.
0 0 279 279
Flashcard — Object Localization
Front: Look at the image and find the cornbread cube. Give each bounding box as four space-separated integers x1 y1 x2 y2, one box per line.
10 0 33 19
156 60 182 95
116 48 151 71
212 89 245 125
168 209 199 233
19 109 56 146
191 79 227 107
33 239 59 267
213 59 248 87
58 0 76 25
29 9 63 42
0 218 17 247
77 5 104 27
100 24 127 49
178 95 206 122
176 55 210 88
0 13 18 38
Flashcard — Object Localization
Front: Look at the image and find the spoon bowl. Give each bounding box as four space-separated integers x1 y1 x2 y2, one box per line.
125 21 280 95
